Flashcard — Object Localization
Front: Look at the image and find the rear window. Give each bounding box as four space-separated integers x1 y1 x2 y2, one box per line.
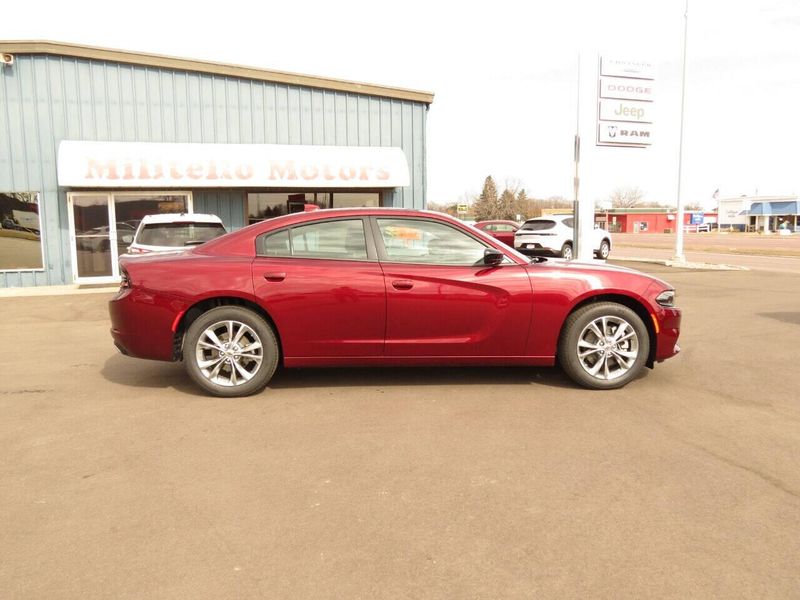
137 222 226 247
520 220 555 231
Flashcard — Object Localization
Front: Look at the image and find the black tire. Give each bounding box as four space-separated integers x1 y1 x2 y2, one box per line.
558 302 649 390
595 239 611 260
183 306 279 397
560 243 573 260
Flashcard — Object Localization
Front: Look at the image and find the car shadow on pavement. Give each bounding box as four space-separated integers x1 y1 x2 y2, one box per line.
101 353 199 394
268 365 578 390
759 312 800 326
101 353 579 393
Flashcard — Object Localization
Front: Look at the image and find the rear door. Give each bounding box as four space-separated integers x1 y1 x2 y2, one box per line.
373 217 533 358
252 217 386 358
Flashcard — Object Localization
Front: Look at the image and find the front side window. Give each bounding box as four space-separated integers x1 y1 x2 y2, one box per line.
377 219 488 265
256 219 368 260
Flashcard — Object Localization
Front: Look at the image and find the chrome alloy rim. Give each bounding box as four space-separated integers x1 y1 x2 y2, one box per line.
195 320 263 387
576 316 639 381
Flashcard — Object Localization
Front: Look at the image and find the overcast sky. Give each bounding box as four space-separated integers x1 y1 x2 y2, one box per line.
3 0 799 207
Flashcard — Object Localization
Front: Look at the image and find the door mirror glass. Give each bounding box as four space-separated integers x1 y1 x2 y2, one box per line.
121 234 133 244
483 248 505 266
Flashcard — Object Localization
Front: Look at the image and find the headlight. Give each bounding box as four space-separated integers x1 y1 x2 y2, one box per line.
656 290 675 307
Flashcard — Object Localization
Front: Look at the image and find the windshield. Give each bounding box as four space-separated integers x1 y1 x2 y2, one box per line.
137 222 227 247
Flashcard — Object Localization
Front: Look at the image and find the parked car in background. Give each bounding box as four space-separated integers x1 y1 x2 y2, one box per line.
514 215 612 260
110 208 681 397
474 220 519 248
127 213 227 254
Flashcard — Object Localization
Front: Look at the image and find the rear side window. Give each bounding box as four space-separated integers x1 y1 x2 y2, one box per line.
563 218 574 228
520 220 555 231
137 222 226 247
256 219 368 260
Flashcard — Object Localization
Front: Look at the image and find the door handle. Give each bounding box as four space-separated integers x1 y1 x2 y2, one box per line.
391 279 414 290
263 272 286 282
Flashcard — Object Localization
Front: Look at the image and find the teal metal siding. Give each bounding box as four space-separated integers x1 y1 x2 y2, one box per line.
0 54 428 287
192 190 246 231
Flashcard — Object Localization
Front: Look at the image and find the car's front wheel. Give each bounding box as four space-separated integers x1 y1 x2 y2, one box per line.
558 302 649 389
183 306 279 397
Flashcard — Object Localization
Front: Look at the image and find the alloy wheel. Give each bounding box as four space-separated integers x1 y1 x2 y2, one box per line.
576 315 639 381
195 320 264 387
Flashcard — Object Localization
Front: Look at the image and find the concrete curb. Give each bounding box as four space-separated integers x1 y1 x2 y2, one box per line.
0 284 118 298
613 256 749 271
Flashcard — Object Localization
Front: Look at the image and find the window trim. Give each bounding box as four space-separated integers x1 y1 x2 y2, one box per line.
369 216 512 267
254 216 378 262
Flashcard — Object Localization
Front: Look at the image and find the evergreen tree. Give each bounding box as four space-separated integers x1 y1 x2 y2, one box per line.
498 189 517 220
474 176 498 221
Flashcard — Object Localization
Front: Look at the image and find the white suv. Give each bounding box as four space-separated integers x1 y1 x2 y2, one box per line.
127 213 227 255
514 215 611 260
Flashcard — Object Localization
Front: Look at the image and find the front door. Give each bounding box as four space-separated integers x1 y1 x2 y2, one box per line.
67 192 191 283
251 218 386 358
69 193 116 283
373 217 533 357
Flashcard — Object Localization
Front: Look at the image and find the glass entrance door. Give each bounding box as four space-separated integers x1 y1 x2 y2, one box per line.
67 192 193 283
70 194 115 281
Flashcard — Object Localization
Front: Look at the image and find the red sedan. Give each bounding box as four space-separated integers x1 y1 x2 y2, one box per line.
474 220 519 247
110 208 681 396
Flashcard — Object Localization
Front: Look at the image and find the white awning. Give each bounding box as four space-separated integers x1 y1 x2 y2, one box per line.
57 141 410 189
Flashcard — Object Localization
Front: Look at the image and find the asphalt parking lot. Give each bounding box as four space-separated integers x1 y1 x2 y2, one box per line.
2 263 799 599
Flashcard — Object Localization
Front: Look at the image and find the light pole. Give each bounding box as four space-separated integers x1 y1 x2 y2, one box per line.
674 0 689 262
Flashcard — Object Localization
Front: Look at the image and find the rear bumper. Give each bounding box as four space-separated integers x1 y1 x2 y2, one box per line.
109 288 184 362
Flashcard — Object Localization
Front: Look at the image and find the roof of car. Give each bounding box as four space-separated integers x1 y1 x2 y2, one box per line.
140 213 224 225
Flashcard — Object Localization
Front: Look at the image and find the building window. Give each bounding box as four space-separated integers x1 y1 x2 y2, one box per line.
247 191 382 224
68 191 191 280
0 192 44 271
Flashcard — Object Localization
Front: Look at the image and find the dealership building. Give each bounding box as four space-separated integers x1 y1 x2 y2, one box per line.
0 41 433 288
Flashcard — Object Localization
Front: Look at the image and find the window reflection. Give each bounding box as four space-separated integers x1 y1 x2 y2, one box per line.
0 192 44 271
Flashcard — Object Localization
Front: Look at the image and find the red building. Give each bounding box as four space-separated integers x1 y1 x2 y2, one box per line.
596 209 717 234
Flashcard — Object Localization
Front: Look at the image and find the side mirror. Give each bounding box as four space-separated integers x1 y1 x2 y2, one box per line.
121 234 133 244
483 247 505 266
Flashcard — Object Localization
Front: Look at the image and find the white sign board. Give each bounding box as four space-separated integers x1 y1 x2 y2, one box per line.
57 141 410 189
597 57 656 148
599 99 653 123
600 57 656 79
597 122 653 146
599 77 655 102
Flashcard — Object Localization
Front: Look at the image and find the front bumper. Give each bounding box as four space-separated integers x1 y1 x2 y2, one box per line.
654 307 682 362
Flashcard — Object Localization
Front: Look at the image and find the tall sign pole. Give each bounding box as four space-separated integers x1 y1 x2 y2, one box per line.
674 0 690 263
573 55 581 259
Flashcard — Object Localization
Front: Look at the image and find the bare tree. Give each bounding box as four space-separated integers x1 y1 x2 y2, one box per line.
609 186 645 208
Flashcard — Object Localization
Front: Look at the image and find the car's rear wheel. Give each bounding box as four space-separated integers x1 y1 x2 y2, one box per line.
558 302 649 389
183 306 279 397
596 239 611 260
560 242 573 260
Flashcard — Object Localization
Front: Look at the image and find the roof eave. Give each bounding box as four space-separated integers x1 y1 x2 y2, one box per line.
0 40 434 105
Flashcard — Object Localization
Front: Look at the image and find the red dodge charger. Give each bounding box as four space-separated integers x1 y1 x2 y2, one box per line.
110 208 681 396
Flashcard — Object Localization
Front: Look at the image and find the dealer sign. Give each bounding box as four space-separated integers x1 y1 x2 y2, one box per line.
57 141 410 188
596 56 655 148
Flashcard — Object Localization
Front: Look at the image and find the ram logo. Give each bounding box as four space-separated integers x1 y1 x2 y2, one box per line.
607 125 617 139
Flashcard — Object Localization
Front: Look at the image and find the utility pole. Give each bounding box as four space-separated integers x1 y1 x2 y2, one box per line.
572 55 581 260
674 0 689 262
